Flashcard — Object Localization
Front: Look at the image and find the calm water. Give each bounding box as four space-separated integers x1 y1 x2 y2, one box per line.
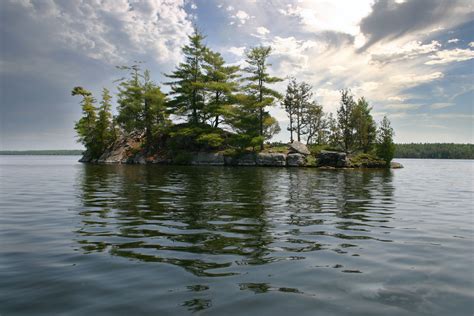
0 156 473 315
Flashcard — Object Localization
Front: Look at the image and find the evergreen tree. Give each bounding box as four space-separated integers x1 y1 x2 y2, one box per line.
243 46 282 150
305 102 325 145
165 28 207 124
72 86 100 158
116 65 167 150
95 88 114 153
337 89 356 153
202 49 240 128
352 97 376 153
327 113 340 149
376 116 395 166
282 78 298 142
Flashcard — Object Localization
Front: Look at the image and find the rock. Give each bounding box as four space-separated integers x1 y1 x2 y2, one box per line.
288 141 310 155
317 150 348 168
96 132 143 164
256 153 287 166
191 152 225 165
233 153 257 166
287 153 306 166
78 151 92 163
390 161 404 169
131 152 146 165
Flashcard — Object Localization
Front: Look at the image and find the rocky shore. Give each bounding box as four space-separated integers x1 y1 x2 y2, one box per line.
80 135 403 169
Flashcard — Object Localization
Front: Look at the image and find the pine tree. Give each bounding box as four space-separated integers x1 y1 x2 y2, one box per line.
243 46 282 150
352 97 376 153
282 78 298 143
337 89 356 153
202 49 240 128
95 88 114 153
72 86 100 158
305 102 325 145
327 113 340 148
165 28 207 124
116 65 167 150
376 116 395 166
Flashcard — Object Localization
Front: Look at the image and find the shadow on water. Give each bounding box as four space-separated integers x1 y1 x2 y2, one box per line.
75 164 395 279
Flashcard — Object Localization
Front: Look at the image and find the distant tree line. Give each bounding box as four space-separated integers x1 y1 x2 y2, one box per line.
72 28 396 165
0 150 83 155
395 143 474 159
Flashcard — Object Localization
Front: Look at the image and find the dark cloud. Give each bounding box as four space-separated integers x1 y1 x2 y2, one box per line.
359 0 472 51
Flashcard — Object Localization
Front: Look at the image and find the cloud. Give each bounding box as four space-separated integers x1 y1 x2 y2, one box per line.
425 48 474 65
469 42 474 48
390 72 444 85
228 46 246 56
384 103 421 110
370 40 441 64
278 0 374 36
234 10 250 25
447 38 460 44
256 26 270 35
430 102 455 109
359 0 473 50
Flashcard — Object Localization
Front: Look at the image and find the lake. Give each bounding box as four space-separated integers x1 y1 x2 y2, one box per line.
0 156 473 315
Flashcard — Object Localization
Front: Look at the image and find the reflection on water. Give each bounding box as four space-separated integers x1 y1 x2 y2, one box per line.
1 156 473 315
77 165 395 278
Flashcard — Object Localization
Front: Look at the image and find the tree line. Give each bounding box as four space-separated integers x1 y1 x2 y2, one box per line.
73 28 395 165
395 143 474 159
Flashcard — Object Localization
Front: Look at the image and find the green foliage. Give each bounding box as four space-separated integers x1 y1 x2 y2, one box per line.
395 143 474 159
242 46 282 150
376 116 395 166
352 97 376 153
165 28 207 124
350 153 386 168
72 86 101 158
116 65 168 149
95 88 115 153
337 89 356 153
197 133 224 148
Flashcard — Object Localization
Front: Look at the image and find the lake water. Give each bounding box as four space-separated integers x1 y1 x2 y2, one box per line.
0 156 473 315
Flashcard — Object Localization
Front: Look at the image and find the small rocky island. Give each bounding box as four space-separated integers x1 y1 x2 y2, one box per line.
74 29 401 170
80 133 403 169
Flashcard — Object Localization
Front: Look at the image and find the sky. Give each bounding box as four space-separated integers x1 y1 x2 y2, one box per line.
0 0 473 150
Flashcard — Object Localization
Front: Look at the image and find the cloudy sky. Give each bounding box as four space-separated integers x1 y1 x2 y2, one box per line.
1 0 473 149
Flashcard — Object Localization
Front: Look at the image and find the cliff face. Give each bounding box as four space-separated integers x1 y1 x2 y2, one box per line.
80 138 403 169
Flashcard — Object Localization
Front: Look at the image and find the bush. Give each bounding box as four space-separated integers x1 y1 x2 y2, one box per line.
197 133 224 148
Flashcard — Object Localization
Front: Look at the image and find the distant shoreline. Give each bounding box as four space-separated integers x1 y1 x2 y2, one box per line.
0 150 83 156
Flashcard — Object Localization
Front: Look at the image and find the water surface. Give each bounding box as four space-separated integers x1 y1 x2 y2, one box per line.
0 156 473 315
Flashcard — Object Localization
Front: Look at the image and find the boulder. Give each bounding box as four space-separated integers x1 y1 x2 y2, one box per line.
288 141 310 155
191 152 225 165
390 161 404 169
287 153 306 167
256 153 287 166
233 153 257 166
96 132 144 164
317 150 348 168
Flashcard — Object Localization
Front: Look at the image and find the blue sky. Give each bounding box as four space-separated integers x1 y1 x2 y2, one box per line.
0 0 473 149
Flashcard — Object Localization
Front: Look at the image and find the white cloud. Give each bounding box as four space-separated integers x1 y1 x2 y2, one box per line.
447 38 459 44
278 0 374 36
256 26 270 35
371 40 441 64
14 0 193 65
430 102 455 109
234 10 250 24
228 46 246 57
384 103 421 110
390 72 444 85
425 48 474 65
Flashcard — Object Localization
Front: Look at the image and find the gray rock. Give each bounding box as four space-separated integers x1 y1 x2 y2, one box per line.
96 132 144 164
390 161 404 169
288 141 310 155
287 153 306 166
317 150 348 168
233 153 257 166
131 152 147 165
256 153 287 166
191 152 225 165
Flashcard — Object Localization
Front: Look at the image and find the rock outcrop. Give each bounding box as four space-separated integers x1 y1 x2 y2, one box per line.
287 153 306 166
256 153 287 166
97 132 143 164
191 152 225 165
288 141 311 155
317 151 348 168
390 161 404 169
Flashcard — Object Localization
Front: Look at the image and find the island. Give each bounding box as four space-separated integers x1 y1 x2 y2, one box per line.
74 29 401 169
